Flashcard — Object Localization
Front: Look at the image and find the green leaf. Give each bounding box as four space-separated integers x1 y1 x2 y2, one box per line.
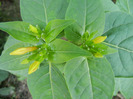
20 0 69 28
116 0 133 15
64 57 115 99
48 39 92 63
3 36 20 52
0 87 15 96
0 21 39 43
114 78 133 99
65 0 105 42
43 19 75 43
27 62 71 99
0 43 31 77
94 43 117 55
0 70 9 82
101 0 120 12
103 12 133 77
54 63 66 74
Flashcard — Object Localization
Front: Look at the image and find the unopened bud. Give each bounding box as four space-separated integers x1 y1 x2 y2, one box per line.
94 52 103 58
28 61 40 74
92 36 107 44
29 24 38 34
21 59 29 64
10 47 38 55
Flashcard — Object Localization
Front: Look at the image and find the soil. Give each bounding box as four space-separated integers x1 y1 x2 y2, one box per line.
112 0 116 3
113 92 125 99
0 75 32 99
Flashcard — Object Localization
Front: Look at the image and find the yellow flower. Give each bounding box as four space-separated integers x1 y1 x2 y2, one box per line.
29 24 38 34
92 36 107 44
94 52 103 58
21 59 29 64
28 61 40 74
10 47 38 55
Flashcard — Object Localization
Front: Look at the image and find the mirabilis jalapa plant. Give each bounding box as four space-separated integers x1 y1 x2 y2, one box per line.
0 0 133 99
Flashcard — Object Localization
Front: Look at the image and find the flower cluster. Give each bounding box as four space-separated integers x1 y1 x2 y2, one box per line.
81 31 107 58
9 25 110 74
10 25 48 74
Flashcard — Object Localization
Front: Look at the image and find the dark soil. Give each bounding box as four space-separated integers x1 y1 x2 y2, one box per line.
0 0 21 21
0 75 32 99
113 92 125 99
112 0 116 3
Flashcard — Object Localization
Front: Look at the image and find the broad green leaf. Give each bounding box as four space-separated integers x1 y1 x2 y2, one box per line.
103 12 133 77
114 78 133 99
20 0 69 28
0 70 9 82
65 0 105 42
48 39 92 63
43 19 75 43
3 36 20 52
0 21 39 43
101 0 119 12
0 43 31 77
116 0 133 15
104 12 133 32
0 87 15 96
54 63 66 74
64 57 114 99
27 62 71 99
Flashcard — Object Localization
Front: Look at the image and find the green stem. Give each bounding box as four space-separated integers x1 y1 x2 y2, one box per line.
49 61 52 75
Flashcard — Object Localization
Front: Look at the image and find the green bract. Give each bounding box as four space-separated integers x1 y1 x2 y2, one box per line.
0 0 133 99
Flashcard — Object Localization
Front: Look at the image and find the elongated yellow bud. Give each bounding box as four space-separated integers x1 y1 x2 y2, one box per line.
29 24 38 33
21 59 29 64
28 61 40 74
92 36 107 44
94 52 103 58
10 47 38 55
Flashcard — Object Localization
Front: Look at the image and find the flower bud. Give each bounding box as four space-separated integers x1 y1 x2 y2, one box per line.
10 47 38 55
92 36 107 44
94 52 103 58
21 59 29 64
29 24 38 34
28 61 40 74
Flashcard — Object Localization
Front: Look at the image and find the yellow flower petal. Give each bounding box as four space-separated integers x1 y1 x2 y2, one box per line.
29 24 38 33
10 47 38 55
94 52 103 58
28 61 40 74
21 59 29 64
92 36 107 44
